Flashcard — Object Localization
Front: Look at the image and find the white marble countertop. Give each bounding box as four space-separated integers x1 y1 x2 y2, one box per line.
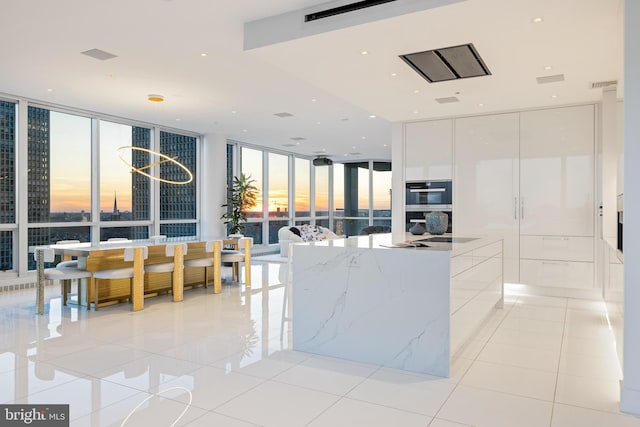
293 233 497 257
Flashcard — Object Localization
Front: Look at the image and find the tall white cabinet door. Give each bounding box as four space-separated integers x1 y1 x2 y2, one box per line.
405 119 453 181
519 105 595 236
454 113 520 283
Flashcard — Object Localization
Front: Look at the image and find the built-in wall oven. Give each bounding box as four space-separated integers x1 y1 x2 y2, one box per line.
617 193 623 252
405 180 453 233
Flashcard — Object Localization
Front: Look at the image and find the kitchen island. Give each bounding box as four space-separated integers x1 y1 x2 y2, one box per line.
291 233 503 377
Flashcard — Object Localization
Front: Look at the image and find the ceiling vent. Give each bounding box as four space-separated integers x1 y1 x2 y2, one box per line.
290 137 306 141
400 43 491 83
536 74 565 84
274 112 294 118
435 96 460 104
81 48 117 61
591 80 618 89
305 0 396 22
282 143 296 147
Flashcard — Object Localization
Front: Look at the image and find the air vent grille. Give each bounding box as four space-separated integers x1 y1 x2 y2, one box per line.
536 74 565 84
400 43 490 84
591 80 618 89
81 48 117 61
274 112 294 118
435 96 460 104
290 137 306 141
305 0 396 22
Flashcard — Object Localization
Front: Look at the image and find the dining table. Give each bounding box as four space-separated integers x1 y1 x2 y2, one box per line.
31 237 251 315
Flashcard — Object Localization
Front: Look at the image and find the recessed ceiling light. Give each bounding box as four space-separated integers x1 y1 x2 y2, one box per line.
231 110 237 114
383 144 388 147
413 110 419 114
200 53 207 57
361 136 366 140
391 72 397 77
242 129 248 132
544 65 552 70
532 17 544 23
311 98 317 102
414 89 420 94
175 118 181 121
478 103 484 107
551 94 558 98
369 115 376 119
361 50 369 55
316 121 321 125
47 88 54 92
147 94 164 102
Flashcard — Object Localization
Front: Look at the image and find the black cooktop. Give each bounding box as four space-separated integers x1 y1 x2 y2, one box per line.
415 236 479 244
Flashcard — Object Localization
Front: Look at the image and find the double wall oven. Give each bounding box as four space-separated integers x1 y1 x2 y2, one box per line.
405 180 453 233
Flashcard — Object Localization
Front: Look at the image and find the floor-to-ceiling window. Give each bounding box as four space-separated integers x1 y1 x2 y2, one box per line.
27 108 92 268
0 98 202 273
268 152 289 244
99 120 151 241
240 146 264 244
372 161 392 228
315 164 330 229
159 131 198 237
294 157 310 225
227 140 392 243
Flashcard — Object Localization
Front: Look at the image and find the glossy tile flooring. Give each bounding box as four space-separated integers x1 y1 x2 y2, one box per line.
2 262 640 426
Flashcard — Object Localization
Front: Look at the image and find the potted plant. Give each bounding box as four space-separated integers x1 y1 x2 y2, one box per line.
221 172 258 235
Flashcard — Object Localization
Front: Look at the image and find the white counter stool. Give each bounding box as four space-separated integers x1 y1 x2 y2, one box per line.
93 247 148 310
183 241 218 290
35 249 93 307
144 243 187 290
221 237 252 284
55 240 81 269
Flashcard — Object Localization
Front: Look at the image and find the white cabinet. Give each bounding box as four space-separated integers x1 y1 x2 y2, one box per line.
519 105 595 236
520 259 594 289
405 119 452 181
452 105 595 291
454 113 520 283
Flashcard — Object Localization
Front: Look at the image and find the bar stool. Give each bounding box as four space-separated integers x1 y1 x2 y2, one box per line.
35 249 93 306
183 241 216 289
221 237 252 284
144 243 187 289
93 247 148 310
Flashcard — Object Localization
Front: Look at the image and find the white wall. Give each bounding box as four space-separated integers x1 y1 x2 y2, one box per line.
200 133 228 240
621 0 640 415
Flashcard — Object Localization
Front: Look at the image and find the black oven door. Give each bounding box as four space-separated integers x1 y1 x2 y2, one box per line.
406 180 452 207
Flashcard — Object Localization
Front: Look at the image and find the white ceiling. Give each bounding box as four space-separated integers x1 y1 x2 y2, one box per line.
0 0 623 161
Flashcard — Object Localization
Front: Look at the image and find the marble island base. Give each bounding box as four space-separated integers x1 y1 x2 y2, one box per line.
292 234 503 377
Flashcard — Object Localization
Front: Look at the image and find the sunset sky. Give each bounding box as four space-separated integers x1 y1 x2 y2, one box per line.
48 115 391 214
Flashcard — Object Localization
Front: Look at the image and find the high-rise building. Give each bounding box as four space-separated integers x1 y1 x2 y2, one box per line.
159 131 197 237
27 107 51 260
131 126 150 239
0 101 16 271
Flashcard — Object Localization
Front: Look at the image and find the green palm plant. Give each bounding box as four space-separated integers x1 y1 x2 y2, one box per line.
221 172 258 234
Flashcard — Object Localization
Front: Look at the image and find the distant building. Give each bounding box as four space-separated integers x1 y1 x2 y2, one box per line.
111 193 120 221
0 101 16 270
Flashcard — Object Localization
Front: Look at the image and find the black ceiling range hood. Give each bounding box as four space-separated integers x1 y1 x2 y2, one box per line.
400 43 491 83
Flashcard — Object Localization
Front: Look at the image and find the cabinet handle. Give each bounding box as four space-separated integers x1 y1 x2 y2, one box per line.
542 261 569 265
521 198 524 220
514 197 517 220
542 237 569 241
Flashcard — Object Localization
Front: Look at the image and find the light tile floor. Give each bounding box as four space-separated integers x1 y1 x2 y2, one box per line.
1 262 640 426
